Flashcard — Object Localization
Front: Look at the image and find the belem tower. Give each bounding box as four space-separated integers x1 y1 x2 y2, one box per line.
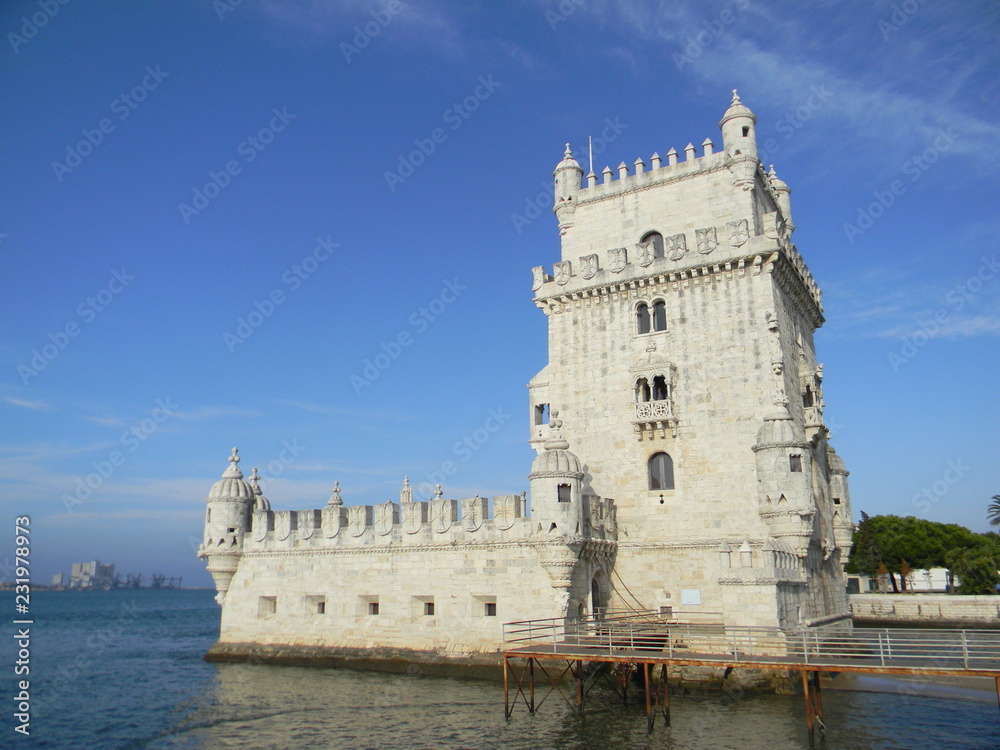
198 91 855 669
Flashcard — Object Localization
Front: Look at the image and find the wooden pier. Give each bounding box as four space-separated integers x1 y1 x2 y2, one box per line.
502 611 1000 746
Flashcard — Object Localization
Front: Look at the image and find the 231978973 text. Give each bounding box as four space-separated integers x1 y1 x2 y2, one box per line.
13 516 31 737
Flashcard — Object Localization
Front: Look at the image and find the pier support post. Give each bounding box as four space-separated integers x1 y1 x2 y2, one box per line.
644 663 653 732
801 670 824 747
504 656 510 719
529 658 535 713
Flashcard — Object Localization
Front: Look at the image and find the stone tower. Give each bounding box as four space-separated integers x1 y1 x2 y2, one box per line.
197 448 257 605
529 91 854 628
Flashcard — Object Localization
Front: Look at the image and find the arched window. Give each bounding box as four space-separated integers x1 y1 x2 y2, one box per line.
652 301 666 332
652 375 668 401
648 452 674 490
636 303 651 334
635 377 651 402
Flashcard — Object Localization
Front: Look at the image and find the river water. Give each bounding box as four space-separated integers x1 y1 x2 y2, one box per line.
2 589 998 749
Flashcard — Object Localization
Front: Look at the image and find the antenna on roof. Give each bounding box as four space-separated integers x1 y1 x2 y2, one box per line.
588 135 594 176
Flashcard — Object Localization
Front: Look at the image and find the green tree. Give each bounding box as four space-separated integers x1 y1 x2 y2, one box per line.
946 548 1000 595
988 495 1000 528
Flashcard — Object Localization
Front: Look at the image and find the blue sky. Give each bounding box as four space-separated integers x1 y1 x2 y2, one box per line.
1 0 997 587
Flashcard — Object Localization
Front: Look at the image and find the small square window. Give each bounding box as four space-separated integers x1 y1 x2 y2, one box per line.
369 601 380 616
485 602 497 617
425 601 435 616
306 595 327 615
557 483 571 503
833 497 841 505
789 455 802 472
258 596 277 617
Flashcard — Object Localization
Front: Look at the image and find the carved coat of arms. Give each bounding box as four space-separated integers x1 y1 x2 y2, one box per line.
431 499 453 534
531 266 546 291
402 502 425 534
348 505 368 537
636 240 655 267
579 254 599 280
554 261 571 286
608 247 627 273
727 218 749 247
462 497 485 532
494 495 517 530
374 502 396 536
322 507 343 538
666 233 687 261
696 227 718 255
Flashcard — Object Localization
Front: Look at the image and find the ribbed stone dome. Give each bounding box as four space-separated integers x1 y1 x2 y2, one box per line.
755 402 803 446
530 413 584 478
827 446 847 474
249 466 271 511
719 89 756 127
554 143 582 172
207 448 256 502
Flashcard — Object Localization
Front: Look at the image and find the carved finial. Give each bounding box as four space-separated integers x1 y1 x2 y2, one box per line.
564 143 572 158
222 447 243 479
328 481 343 507
249 467 262 493
434 483 443 499
400 476 412 503
732 89 741 105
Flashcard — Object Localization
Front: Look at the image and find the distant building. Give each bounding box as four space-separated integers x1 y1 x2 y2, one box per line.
51 573 66 587
69 560 115 589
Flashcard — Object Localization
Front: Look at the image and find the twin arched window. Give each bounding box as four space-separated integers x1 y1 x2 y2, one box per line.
635 375 669 402
648 452 675 491
636 301 666 334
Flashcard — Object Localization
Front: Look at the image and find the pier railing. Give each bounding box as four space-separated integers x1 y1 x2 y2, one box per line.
503 612 1000 673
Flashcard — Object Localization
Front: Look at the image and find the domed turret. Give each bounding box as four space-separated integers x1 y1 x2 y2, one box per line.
752 400 812 522
719 89 758 159
530 411 585 535
249 467 271 512
553 144 584 236
720 90 759 190
198 447 256 605
755 400 804 447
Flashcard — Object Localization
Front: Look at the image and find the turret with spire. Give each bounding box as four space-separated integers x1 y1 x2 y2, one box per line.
198 448 256 605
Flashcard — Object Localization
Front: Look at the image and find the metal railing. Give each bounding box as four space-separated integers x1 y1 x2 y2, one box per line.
503 613 1000 673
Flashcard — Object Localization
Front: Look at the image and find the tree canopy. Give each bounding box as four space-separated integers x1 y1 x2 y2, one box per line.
846 514 1000 594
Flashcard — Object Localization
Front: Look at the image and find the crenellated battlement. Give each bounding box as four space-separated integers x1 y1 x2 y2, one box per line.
580 140 726 199
244 492 617 553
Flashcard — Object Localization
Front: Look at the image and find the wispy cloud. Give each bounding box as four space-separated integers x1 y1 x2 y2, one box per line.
1 396 55 411
547 0 1000 175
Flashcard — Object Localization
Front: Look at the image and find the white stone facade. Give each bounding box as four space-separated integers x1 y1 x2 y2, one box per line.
199 92 855 664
